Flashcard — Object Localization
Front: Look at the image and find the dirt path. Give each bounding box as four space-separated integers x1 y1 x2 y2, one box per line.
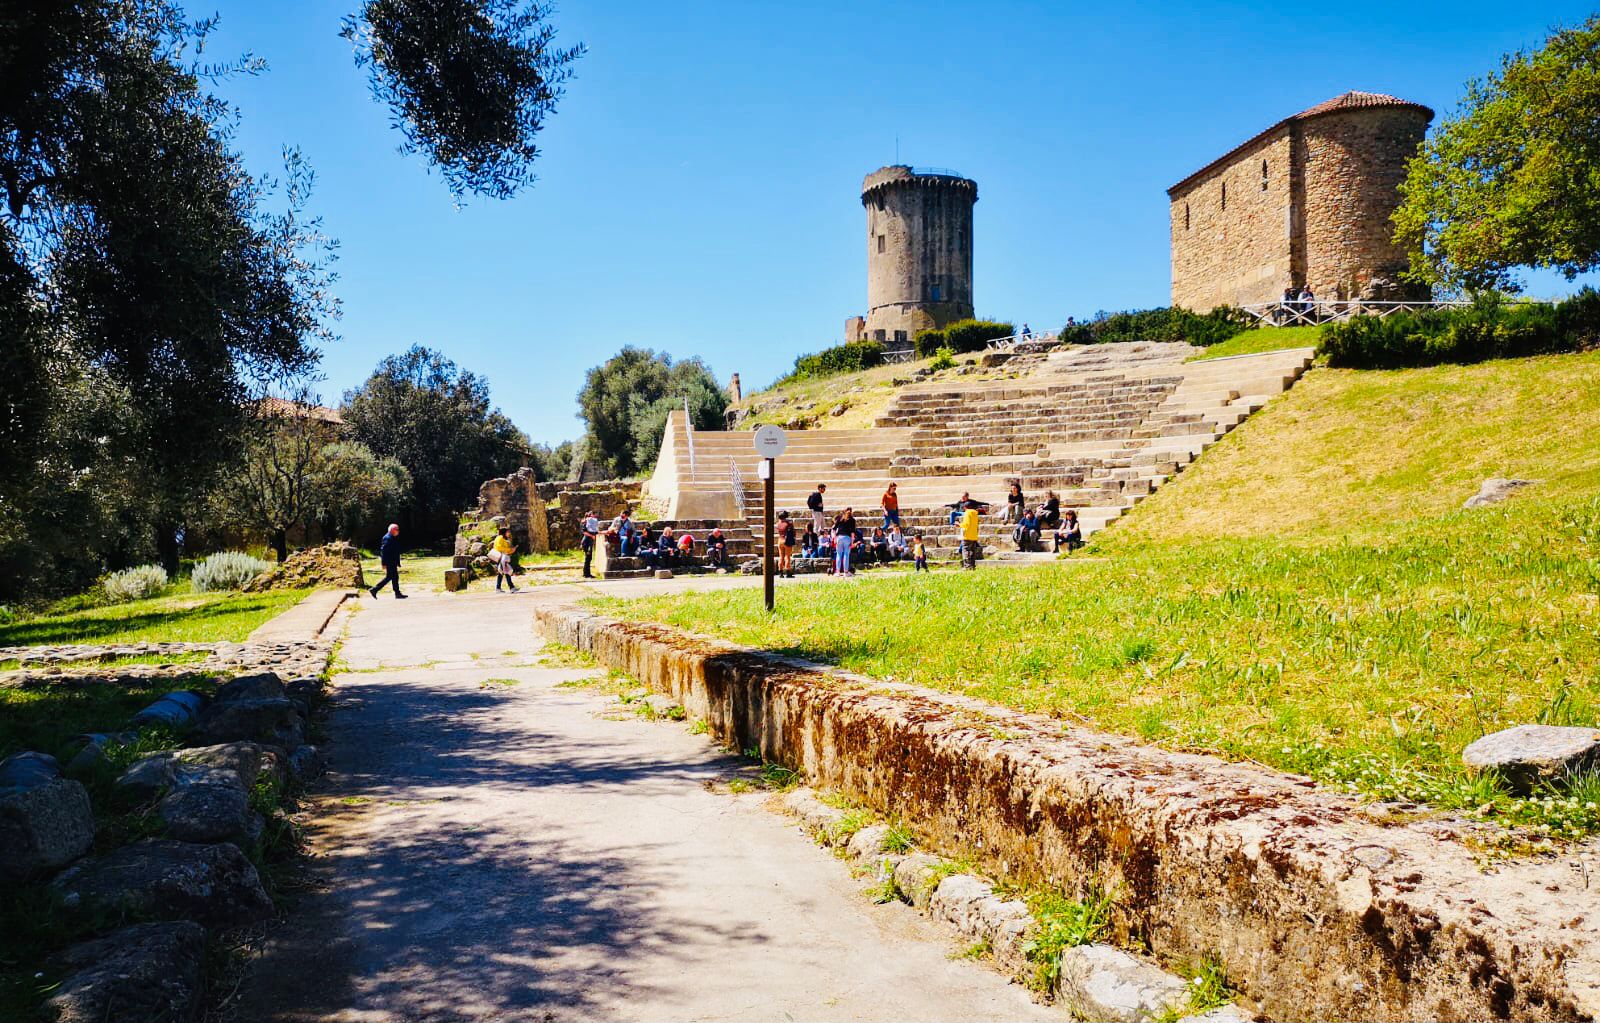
232 584 1051 1023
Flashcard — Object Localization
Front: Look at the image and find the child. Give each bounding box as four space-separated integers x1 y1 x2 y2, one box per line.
912 532 929 572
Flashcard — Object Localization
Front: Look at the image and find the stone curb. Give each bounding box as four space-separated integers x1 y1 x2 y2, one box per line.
536 604 1600 1022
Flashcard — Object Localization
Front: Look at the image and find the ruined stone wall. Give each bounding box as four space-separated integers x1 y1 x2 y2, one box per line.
1298 106 1431 301
1169 129 1294 311
537 479 644 549
863 167 976 348
458 468 549 557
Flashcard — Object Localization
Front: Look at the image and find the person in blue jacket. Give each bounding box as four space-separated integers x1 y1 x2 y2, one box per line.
369 523 407 599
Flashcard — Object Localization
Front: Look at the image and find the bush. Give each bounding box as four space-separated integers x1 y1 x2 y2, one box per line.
102 564 169 603
928 346 956 371
1060 307 1248 348
191 551 274 593
915 319 1014 356
782 340 885 383
1320 289 1600 369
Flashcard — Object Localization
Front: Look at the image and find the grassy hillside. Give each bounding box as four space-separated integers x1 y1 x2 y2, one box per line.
1188 325 1321 361
1107 350 1600 545
737 353 1015 431
604 350 1600 843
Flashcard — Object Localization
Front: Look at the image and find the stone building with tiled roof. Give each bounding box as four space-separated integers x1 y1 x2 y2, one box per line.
1167 91 1433 311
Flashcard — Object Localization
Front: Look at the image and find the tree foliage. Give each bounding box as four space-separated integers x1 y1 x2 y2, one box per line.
1395 16 1600 292
577 348 728 479
342 346 529 537
343 0 584 199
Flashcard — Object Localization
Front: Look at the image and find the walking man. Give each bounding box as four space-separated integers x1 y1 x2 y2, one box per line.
581 509 601 579
369 523 406 598
807 483 827 535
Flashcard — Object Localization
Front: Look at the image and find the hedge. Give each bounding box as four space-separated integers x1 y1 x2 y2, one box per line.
914 319 1015 356
1319 290 1600 369
781 340 886 383
1059 307 1248 348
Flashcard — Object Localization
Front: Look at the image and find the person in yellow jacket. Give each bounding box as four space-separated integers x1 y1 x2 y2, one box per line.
493 527 519 592
959 503 982 570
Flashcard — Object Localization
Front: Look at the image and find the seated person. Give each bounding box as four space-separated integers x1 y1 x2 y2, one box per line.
887 526 908 560
851 529 869 563
1054 509 1084 552
801 525 819 558
704 527 728 567
1014 508 1041 551
870 527 891 564
635 526 657 567
946 491 973 525
677 530 696 563
656 526 679 568
611 511 636 556
816 529 834 558
1038 491 1061 529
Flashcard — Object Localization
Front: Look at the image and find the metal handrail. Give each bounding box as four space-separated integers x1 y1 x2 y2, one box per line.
728 456 746 519
1239 299 1472 326
682 396 696 482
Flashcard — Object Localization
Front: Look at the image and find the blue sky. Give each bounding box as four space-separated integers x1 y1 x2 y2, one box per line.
205 2 1596 446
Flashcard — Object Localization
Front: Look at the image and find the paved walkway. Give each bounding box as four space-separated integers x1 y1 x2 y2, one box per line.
233 584 1052 1022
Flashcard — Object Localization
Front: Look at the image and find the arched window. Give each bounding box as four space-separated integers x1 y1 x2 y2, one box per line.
1261 159 1268 191
1221 181 1227 210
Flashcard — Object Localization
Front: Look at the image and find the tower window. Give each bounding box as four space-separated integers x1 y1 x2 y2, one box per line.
877 235 886 254
1183 203 1190 230
1221 182 1227 210
1261 159 1268 191
931 283 942 301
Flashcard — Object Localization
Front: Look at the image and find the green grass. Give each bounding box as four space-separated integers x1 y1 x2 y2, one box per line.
1022 887 1116 992
0 588 309 648
599 495 1600 839
1188 325 1322 361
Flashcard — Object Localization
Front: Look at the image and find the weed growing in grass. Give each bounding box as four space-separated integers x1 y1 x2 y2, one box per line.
880 823 916 853
757 760 801 789
478 677 520 689
826 808 877 845
1154 955 1235 1022
955 938 992 960
537 642 597 669
864 876 904 904
725 778 754 794
1021 887 1116 993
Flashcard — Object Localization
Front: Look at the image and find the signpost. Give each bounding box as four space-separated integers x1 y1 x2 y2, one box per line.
751 426 788 611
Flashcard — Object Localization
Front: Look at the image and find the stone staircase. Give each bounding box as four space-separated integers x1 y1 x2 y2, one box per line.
594 518 759 579
642 343 1317 560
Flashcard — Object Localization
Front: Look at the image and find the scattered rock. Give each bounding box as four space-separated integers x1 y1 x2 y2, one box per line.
444 567 470 592
51 839 273 928
1058 944 1189 1023
116 742 267 803
655 569 674 580
243 541 364 592
845 823 890 859
781 788 846 835
159 783 262 847
44 921 206 1023
214 672 285 703
1464 478 1537 509
928 874 1034 973
284 678 322 717
287 744 326 784
188 697 305 749
1462 724 1600 793
891 853 945 909
0 753 95 881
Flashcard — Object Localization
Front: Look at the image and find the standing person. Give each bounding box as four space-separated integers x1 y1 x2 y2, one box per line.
493 527 519 592
960 501 982 570
807 483 828 535
912 532 929 572
369 523 406 599
834 507 856 577
1021 322 1031 338
1003 482 1025 525
881 483 901 531
580 509 600 579
776 510 796 577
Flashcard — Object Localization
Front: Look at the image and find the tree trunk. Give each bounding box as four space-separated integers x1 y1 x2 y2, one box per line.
270 530 288 564
155 521 181 578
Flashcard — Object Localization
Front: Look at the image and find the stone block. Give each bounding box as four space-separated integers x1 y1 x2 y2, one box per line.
51 839 273 928
214 671 285 704
1462 725 1600 793
655 569 674 580
0 773 95 882
117 742 267 803
1058 944 1189 1023
45 922 206 1023
444 567 470 592
158 782 262 847
1464 478 1538 509
188 697 305 749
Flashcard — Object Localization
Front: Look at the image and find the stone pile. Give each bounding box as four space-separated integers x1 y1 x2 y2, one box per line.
244 541 365 592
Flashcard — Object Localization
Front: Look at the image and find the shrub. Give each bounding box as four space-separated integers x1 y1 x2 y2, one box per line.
1060 306 1248 348
782 340 886 383
102 564 169 603
915 319 1014 356
191 551 274 593
1320 289 1600 369
928 346 956 371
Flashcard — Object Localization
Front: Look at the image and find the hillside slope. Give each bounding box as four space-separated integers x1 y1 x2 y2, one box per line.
1104 350 1600 545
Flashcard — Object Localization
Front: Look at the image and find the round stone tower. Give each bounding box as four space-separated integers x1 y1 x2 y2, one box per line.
861 166 977 350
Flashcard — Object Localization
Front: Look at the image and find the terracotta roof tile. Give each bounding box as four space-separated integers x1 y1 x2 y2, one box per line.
256 396 346 425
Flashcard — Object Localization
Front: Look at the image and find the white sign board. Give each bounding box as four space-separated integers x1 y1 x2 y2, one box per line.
752 425 788 459
757 459 772 480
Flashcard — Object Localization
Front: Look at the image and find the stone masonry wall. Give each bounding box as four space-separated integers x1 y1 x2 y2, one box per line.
462 468 550 555
1170 129 1293 311
863 167 976 348
1170 105 1430 310
538 479 644 550
1298 106 1431 301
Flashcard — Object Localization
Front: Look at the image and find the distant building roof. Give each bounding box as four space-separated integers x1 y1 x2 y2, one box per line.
256 396 346 425
1166 91 1434 196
